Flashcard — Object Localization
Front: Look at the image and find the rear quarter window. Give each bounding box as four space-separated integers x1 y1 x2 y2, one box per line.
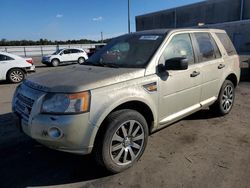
0 55 14 61
216 33 237 56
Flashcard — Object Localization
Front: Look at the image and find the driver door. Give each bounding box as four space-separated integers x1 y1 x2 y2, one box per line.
158 33 202 127
60 49 72 62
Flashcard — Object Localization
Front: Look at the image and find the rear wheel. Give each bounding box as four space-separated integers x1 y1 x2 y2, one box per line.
210 80 235 115
7 68 26 83
94 109 148 173
78 57 85 64
51 59 60 67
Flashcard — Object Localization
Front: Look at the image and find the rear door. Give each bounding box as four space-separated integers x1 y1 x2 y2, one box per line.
191 32 223 105
70 49 81 61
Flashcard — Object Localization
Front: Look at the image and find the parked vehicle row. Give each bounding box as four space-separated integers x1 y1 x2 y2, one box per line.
0 47 91 83
12 28 240 173
0 52 35 83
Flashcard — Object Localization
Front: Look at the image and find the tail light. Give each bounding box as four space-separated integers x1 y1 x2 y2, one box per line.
26 59 33 65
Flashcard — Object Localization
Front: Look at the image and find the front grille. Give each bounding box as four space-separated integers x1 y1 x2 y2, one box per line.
15 93 35 122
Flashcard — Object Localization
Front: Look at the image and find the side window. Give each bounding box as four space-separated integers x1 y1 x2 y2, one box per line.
194 33 220 62
0 55 7 61
216 33 237 56
70 49 80 53
0 55 14 61
160 33 195 65
63 49 71 54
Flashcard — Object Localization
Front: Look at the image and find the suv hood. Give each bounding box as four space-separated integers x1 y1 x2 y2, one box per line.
24 65 145 93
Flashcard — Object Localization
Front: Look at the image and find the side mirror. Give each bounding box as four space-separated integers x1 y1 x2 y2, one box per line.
164 57 189 71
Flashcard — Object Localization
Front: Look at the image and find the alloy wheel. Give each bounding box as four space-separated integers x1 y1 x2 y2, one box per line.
10 70 24 82
110 120 145 166
221 84 234 112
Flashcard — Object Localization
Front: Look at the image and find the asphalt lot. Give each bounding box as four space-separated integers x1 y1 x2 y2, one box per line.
0 57 250 188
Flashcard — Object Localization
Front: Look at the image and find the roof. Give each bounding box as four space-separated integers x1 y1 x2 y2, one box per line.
132 29 172 35
132 28 225 35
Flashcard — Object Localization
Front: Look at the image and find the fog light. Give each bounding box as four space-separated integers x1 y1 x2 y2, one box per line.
48 127 62 139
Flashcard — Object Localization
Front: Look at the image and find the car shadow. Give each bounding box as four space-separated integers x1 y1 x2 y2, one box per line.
0 113 111 188
240 67 250 82
184 109 220 120
0 80 14 85
35 63 77 69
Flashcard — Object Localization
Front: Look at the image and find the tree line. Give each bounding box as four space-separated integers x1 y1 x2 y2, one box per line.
0 38 110 46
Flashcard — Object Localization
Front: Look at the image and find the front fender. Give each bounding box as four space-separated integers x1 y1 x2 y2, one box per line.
89 77 159 129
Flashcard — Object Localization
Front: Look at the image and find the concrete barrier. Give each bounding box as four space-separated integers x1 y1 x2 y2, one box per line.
0 43 105 57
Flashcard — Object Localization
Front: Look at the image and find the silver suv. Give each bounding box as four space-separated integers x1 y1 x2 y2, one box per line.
12 29 240 173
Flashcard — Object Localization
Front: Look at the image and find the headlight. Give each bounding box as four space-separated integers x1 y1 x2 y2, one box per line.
41 91 90 114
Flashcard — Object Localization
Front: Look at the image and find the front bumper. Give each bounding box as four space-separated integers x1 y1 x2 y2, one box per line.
41 59 51 64
14 112 98 155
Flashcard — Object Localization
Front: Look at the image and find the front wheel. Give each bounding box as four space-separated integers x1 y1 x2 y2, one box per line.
94 109 149 173
51 59 60 67
210 80 235 116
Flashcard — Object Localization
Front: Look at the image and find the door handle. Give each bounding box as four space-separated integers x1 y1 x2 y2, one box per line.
218 64 225 69
190 71 200 77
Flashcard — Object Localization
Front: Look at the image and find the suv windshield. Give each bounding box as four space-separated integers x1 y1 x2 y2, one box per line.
86 33 165 68
52 49 63 55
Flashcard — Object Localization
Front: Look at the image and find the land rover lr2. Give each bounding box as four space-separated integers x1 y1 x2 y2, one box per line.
13 29 240 173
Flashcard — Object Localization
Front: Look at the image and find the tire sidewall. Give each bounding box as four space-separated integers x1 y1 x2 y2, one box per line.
78 57 85 64
101 110 148 173
51 59 59 67
7 69 25 83
218 80 235 115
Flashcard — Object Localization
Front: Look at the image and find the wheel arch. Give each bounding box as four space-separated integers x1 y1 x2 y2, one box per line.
51 58 60 63
6 67 27 77
92 100 155 150
225 73 238 87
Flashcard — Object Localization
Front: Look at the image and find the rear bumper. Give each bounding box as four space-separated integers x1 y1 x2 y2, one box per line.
25 65 36 73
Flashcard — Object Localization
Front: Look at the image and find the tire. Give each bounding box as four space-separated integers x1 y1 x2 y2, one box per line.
7 68 26 83
51 59 60 67
94 109 149 173
78 57 85 64
210 80 235 116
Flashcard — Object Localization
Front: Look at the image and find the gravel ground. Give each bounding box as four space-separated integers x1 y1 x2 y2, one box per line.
0 57 249 188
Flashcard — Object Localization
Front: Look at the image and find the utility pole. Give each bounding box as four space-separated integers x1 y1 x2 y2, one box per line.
240 0 244 20
101 32 103 43
128 0 131 33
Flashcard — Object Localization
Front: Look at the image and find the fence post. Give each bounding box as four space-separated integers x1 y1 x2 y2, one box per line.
24 47 27 57
41 46 43 56
5 47 7 52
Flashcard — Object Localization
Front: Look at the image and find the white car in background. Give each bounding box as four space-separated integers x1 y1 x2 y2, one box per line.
42 48 88 67
0 52 35 83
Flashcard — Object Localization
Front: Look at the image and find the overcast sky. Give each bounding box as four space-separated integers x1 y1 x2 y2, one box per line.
0 0 203 41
